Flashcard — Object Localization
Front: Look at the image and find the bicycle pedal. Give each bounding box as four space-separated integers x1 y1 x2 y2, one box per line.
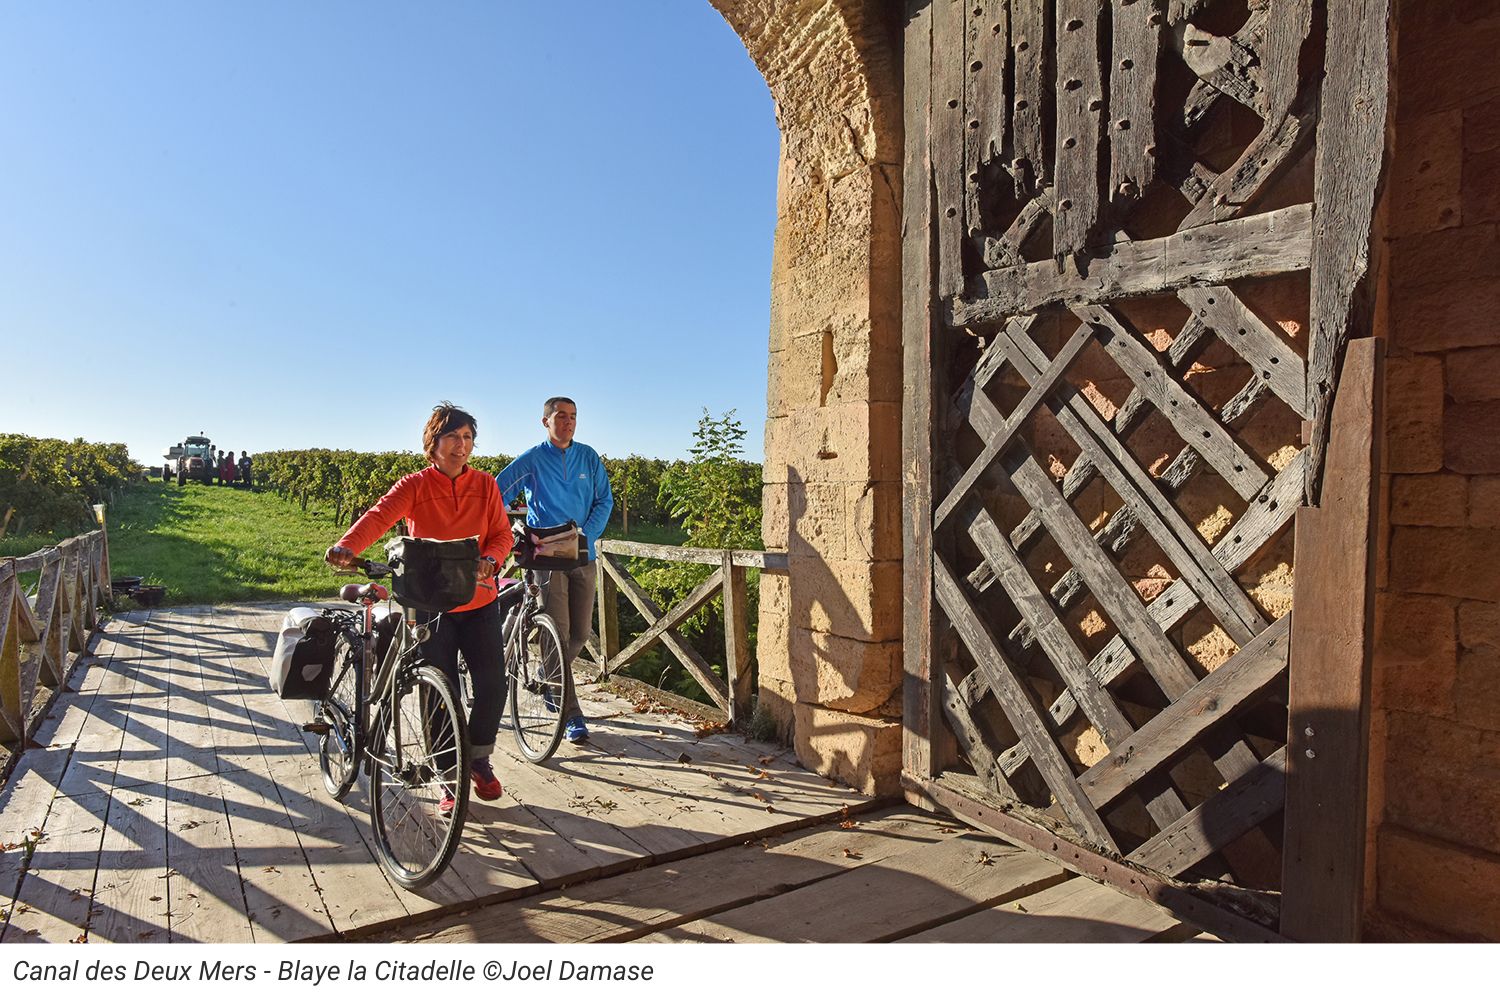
302 720 332 735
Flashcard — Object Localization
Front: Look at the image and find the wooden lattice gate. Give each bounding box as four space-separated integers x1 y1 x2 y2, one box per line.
900 0 1390 940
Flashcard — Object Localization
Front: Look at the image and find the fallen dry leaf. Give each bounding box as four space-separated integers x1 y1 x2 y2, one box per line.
839 820 857 830
938 826 958 834
842 848 863 859
977 852 995 866
70 934 87 944
149 895 162 903
262 865 279 874
751 790 770 803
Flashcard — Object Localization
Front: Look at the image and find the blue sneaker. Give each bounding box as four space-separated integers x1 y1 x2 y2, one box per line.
564 716 589 743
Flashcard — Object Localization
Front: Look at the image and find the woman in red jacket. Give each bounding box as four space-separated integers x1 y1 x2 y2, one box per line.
325 402 512 807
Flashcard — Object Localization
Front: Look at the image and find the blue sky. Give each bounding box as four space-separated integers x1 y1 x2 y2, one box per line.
0 2 779 463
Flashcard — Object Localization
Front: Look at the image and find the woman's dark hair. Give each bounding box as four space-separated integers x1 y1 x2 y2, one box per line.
423 401 478 461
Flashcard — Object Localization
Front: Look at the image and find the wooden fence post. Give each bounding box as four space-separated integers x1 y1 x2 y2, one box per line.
722 551 751 724
596 557 619 673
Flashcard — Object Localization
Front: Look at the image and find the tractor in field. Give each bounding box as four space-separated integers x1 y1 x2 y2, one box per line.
163 434 218 486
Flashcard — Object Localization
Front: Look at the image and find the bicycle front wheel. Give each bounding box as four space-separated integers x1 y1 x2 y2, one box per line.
369 662 470 891
508 612 570 762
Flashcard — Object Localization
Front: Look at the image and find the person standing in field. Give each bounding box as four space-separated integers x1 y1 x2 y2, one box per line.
496 397 613 743
326 402 512 809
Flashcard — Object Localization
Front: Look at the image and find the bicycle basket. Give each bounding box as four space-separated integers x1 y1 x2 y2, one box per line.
269 608 337 700
514 522 589 570
385 535 480 611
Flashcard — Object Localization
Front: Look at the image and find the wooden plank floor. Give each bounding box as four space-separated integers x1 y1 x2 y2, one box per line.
0 604 1206 944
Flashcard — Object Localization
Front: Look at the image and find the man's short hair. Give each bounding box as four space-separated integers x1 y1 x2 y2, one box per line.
423 401 478 461
543 396 576 418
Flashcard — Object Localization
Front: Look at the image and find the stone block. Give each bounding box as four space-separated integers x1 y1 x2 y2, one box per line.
755 578 795 723
1397 11 1500 118
787 626 902 713
1390 224 1500 292
765 401 902 484
1390 276 1500 353
1445 346 1500 403
1445 400 1500 473
1388 109 1463 237
1390 474 1467 526
1466 94 1500 154
1459 599 1500 650
785 555 903 642
845 480 902 562
1383 710 1500 856
1382 356 1445 473
1391 527 1500 600
1373 593 1457 717
791 701 902 796
1471 477 1500 527
1456 646 1500 732
762 478 847 559
1377 826 1500 941
1464 147 1500 224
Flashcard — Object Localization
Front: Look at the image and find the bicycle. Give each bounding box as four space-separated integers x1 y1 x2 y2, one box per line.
309 558 471 891
458 525 573 763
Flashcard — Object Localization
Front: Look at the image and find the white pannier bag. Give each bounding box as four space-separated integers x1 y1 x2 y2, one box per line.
269 607 338 700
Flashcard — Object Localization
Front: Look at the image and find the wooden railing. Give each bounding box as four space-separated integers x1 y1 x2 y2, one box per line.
593 540 788 723
0 514 110 746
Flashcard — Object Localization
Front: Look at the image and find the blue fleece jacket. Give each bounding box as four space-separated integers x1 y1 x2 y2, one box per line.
496 440 613 560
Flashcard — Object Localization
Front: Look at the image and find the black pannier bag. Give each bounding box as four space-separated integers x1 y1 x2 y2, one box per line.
386 535 480 612
269 608 338 700
513 521 589 571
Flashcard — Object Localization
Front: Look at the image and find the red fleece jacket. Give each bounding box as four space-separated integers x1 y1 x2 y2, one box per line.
337 465 513 612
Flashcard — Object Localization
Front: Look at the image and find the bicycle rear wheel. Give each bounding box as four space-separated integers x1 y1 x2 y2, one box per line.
508 611 570 762
318 637 362 800
369 662 470 890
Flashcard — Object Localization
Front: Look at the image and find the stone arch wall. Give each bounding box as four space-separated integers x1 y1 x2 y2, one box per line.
708 0 905 793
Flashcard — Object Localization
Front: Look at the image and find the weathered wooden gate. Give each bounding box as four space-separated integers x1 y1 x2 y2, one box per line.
900 0 1390 940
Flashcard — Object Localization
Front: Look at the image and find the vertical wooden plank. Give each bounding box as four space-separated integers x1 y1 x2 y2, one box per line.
1052 0 1101 258
1109 0 1160 205
595 559 619 671
964 0 1011 237
1282 337 1382 941
1305 0 1392 504
902 0 939 786
1010 0 1051 193
722 554 751 724
0 576 24 742
934 0 968 298
1259 0 1313 124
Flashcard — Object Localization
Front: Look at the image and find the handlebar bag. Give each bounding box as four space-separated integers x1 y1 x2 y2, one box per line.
269 608 337 700
386 535 480 611
513 521 589 570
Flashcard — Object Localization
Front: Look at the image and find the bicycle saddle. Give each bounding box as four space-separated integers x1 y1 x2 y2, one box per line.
340 581 389 604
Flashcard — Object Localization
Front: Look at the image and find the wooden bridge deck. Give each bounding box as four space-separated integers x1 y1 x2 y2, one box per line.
0 604 1204 944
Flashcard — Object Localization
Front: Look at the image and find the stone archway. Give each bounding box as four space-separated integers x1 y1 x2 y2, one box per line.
708 1 905 793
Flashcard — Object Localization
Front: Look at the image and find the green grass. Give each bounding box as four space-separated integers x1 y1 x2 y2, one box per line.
611 520 688 546
0 532 71 558
105 482 383 605
98 481 692 607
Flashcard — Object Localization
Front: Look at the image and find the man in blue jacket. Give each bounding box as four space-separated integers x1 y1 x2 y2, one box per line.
497 397 613 742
